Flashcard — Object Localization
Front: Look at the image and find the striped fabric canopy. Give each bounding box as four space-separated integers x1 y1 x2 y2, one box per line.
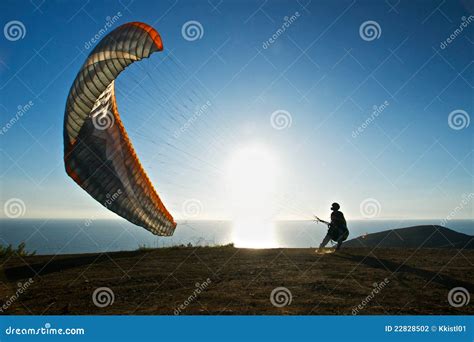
63 22 176 236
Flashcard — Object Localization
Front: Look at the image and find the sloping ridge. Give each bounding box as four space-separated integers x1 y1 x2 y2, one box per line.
344 225 474 249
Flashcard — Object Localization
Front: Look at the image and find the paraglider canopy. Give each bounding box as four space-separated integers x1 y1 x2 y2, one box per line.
63 22 176 236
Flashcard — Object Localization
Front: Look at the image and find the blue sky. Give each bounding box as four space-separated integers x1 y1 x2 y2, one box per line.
0 0 473 221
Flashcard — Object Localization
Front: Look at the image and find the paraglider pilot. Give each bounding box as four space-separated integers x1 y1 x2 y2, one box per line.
316 202 349 251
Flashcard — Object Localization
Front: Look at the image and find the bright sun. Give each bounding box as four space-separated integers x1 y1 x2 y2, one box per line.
226 144 279 248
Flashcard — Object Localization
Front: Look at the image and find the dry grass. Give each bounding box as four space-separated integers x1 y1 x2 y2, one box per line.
1 246 473 315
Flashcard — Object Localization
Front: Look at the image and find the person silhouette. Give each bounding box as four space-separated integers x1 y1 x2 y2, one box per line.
316 202 349 251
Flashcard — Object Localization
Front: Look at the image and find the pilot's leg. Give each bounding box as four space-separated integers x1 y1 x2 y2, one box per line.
335 231 348 250
319 234 331 249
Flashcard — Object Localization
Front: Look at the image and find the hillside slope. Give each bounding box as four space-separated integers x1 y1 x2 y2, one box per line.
344 225 473 249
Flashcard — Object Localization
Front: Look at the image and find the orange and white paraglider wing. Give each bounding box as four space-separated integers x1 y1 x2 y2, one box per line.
63 22 176 236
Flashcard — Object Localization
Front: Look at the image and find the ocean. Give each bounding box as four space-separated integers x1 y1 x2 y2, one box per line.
0 219 472 255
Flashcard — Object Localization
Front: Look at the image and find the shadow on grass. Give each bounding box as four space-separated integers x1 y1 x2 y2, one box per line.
336 253 474 291
3 251 141 281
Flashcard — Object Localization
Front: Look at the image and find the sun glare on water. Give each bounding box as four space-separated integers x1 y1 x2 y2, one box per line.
226 144 279 248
